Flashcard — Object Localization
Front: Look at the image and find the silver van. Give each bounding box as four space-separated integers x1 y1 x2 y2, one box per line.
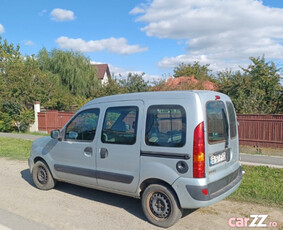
29 90 242 228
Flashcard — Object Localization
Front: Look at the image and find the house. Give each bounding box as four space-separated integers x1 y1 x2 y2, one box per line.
92 64 111 85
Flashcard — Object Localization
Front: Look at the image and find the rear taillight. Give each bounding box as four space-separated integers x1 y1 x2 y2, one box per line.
193 122 205 178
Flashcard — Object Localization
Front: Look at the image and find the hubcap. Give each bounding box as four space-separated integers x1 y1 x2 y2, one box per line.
149 192 171 219
37 166 48 184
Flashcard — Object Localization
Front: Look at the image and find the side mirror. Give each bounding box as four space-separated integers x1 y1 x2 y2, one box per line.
51 130 60 139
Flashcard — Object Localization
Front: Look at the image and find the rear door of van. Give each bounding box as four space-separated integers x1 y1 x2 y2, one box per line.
198 92 239 177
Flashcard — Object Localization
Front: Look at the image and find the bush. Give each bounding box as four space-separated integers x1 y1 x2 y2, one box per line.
0 112 13 132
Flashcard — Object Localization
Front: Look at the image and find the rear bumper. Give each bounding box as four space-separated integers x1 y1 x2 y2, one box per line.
186 166 242 201
172 165 242 209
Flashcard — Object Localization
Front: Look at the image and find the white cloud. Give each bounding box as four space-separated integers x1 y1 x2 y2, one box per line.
56 36 148 55
158 54 248 73
24 40 34 46
50 8 75 22
0 24 5 34
39 9 47 16
132 0 283 70
129 7 145 15
108 64 162 82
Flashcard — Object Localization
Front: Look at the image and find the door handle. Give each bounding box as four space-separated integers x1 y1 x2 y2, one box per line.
84 147 93 156
100 148 108 159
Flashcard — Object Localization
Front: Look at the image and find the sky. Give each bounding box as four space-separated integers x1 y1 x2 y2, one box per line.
0 0 283 82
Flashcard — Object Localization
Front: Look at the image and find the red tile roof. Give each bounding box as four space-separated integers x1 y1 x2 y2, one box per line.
92 64 111 80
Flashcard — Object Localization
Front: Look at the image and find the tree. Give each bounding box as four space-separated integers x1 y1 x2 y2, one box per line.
0 36 21 70
173 62 213 80
0 36 22 105
218 70 252 113
0 111 13 132
0 38 36 132
2 101 34 132
119 72 149 93
37 48 101 98
94 78 127 98
242 56 282 113
218 56 282 114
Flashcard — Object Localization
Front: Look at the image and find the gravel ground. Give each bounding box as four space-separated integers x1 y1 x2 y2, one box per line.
0 158 282 230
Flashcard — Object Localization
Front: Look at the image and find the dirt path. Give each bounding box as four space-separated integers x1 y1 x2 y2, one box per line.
0 158 282 230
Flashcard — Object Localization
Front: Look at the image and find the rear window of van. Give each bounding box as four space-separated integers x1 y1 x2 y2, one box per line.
206 101 228 143
226 102 237 138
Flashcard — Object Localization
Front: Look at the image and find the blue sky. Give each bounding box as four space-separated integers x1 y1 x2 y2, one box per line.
0 0 283 81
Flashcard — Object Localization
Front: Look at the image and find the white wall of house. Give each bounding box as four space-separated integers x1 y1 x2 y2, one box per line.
29 102 40 132
101 73 109 85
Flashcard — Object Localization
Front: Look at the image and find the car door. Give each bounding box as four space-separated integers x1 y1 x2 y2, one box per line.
95 101 143 193
205 99 235 171
226 101 240 164
49 108 100 186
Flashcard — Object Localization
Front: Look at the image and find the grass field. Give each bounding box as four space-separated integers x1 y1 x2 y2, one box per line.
227 165 283 209
0 137 33 160
12 131 49 136
0 137 282 208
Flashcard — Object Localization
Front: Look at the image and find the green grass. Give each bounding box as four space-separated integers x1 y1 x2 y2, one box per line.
228 165 283 209
11 131 49 136
0 137 33 160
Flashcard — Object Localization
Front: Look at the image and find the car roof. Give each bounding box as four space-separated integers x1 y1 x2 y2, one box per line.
83 90 223 107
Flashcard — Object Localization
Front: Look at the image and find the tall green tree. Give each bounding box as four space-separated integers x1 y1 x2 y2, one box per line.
0 38 74 131
0 36 21 70
94 78 127 98
37 48 101 98
218 56 282 114
242 56 282 113
173 62 213 80
0 36 22 104
119 72 149 93
0 38 43 131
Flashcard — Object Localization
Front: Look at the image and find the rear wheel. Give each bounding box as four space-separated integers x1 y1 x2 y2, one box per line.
32 161 56 190
141 184 182 228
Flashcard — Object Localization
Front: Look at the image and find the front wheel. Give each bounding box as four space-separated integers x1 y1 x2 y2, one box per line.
141 184 182 228
32 161 56 190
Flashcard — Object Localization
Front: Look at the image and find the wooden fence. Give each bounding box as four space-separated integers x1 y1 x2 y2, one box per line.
237 114 283 148
38 111 74 134
38 111 283 148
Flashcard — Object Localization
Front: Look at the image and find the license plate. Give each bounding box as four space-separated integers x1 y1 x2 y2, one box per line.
209 151 226 166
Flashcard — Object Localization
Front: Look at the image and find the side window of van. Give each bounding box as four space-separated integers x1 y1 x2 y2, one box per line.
226 102 237 138
101 106 138 145
65 109 100 142
145 105 186 147
206 101 228 143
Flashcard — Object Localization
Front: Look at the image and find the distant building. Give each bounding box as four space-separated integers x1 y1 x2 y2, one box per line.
92 64 111 85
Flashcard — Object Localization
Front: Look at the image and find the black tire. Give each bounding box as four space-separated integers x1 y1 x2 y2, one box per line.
141 184 182 228
32 161 56 190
